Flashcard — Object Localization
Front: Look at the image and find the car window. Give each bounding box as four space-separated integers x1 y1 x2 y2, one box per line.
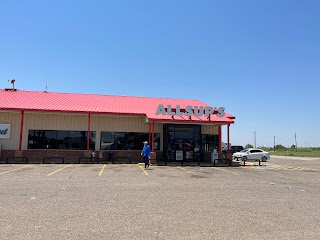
251 150 262 153
240 150 247 152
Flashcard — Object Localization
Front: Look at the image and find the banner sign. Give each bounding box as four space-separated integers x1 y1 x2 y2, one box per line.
0 124 11 139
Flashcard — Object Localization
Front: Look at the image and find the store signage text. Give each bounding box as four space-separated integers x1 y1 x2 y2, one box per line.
155 105 225 117
0 124 11 139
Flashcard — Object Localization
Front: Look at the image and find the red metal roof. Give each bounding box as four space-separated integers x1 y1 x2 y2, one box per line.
0 90 235 124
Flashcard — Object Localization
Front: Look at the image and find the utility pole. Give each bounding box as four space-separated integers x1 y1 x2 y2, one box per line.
254 131 256 148
274 136 276 152
295 132 297 152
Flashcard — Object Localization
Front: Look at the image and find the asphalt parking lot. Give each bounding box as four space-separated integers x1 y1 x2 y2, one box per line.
1 157 320 240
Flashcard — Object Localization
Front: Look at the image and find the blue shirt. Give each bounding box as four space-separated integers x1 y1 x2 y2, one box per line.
142 145 151 156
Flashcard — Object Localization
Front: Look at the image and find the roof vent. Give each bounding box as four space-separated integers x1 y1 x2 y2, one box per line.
5 79 17 91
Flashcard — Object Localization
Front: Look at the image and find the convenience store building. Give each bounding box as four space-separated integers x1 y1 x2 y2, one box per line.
0 89 235 164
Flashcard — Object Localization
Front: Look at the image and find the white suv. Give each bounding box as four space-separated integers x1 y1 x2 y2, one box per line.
232 148 270 162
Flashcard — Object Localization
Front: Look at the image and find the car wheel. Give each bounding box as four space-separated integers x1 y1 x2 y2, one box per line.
242 156 247 161
262 156 267 162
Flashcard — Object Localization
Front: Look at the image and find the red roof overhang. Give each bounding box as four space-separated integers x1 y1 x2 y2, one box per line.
0 90 235 125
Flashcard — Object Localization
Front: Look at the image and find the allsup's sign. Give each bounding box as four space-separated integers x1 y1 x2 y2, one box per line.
155 105 225 118
0 124 11 139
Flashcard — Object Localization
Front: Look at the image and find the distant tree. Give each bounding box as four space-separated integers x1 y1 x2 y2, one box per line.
275 144 286 150
291 144 296 149
245 144 253 148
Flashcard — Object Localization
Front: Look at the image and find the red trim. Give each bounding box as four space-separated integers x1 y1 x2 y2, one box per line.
227 124 230 154
18 111 24 151
87 113 91 151
148 123 151 145
152 121 155 152
218 126 222 153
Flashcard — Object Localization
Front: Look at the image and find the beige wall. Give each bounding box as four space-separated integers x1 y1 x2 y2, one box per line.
21 112 162 151
201 125 219 135
0 111 20 150
1 111 217 151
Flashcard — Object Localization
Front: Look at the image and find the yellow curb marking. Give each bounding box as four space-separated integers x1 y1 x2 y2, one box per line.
99 164 107 176
47 164 72 176
0 165 33 175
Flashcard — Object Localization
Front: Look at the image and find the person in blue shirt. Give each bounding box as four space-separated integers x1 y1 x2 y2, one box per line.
141 141 151 168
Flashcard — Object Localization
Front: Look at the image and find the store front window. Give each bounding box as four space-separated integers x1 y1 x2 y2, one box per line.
202 134 219 152
28 130 95 150
164 124 218 161
100 132 160 151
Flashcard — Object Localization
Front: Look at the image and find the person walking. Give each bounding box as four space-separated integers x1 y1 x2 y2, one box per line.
141 141 151 168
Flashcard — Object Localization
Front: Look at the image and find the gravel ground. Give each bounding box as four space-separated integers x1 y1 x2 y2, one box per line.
0 157 319 240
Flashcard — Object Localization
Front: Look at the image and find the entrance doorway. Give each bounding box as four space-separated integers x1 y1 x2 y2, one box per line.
163 124 201 162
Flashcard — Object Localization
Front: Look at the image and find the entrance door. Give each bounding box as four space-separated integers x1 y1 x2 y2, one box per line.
163 124 201 162
174 138 194 161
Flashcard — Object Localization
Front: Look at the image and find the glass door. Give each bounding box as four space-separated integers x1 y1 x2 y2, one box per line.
163 124 201 162
174 138 194 161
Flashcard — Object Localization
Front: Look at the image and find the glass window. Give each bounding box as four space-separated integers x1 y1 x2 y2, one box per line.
202 134 218 151
100 132 160 151
101 132 115 150
57 131 69 149
28 130 95 150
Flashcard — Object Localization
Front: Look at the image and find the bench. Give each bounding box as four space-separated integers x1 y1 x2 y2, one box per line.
6 157 28 164
243 159 261 166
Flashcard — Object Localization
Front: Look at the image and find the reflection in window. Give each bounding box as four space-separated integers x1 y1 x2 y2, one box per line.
28 130 95 150
202 134 218 151
100 132 160 151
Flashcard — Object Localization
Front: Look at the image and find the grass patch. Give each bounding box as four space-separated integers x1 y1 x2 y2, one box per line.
261 147 320 158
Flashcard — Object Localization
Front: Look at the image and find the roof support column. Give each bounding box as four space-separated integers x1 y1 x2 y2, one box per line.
18 111 24 151
227 124 230 154
148 121 151 146
152 121 155 152
87 113 91 151
218 125 222 154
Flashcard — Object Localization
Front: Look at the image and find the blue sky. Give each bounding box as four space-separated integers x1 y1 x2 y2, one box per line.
1 0 319 147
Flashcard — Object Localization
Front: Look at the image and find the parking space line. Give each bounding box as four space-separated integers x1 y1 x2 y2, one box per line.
214 168 239 175
176 166 196 175
47 164 72 176
99 164 107 176
0 165 33 175
138 165 149 176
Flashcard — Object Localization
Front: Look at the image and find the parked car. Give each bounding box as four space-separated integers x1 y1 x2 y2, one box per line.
232 148 270 162
222 145 244 154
